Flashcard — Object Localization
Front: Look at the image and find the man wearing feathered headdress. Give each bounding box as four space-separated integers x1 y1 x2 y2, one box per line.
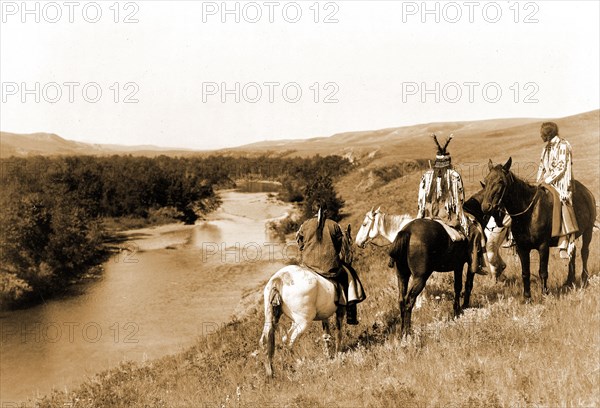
417 134 469 232
417 134 488 275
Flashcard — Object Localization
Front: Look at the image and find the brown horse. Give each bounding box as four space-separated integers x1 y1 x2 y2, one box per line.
480 158 596 299
358 195 490 338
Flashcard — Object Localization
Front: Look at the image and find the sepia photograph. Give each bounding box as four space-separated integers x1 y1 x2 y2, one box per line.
1 1 599 407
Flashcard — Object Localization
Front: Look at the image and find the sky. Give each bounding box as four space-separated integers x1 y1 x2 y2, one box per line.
1 0 599 150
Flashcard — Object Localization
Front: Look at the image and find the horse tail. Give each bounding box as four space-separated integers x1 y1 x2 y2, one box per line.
389 230 411 270
260 277 283 377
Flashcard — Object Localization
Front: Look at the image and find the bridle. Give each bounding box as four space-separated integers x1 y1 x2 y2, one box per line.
361 211 391 248
490 169 540 218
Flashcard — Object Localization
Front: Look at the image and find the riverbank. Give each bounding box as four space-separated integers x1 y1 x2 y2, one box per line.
27 170 600 408
0 189 294 404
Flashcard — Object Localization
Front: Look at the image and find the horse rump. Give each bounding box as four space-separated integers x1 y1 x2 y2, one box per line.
389 230 411 269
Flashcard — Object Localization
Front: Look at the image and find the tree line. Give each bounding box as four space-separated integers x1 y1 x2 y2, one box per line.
0 154 351 308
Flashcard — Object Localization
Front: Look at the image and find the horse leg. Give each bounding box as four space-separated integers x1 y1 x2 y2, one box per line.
567 249 578 289
335 306 345 354
581 229 592 287
516 246 532 300
321 321 333 357
453 267 463 317
396 266 410 335
562 241 576 288
538 244 550 295
463 265 475 309
402 275 428 338
287 319 310 351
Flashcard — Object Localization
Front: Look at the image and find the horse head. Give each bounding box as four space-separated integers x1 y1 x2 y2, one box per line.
481 157 513 215
355 206 381 248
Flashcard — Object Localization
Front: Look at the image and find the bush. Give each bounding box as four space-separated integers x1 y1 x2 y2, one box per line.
302 174 344 221
267 215 301 241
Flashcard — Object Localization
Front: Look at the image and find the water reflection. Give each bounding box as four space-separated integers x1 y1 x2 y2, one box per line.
0 190 290 403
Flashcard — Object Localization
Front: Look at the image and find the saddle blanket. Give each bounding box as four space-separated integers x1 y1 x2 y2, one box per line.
418 217 466 242
540 183 578 237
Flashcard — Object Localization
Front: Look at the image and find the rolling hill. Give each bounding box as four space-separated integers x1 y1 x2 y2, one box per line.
0 132 197 158
2 109 598 195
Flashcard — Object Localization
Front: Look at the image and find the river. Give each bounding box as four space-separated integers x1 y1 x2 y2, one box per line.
0 186 293 404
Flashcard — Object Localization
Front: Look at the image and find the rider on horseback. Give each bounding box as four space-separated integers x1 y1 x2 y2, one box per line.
416 134 488 275
296 205 366 325
536 121 579 259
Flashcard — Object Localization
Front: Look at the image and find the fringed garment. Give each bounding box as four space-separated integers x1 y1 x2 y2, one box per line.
417 168 469 236
536 136 573 203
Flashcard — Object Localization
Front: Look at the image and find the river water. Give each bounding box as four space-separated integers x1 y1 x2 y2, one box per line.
0 187 291 403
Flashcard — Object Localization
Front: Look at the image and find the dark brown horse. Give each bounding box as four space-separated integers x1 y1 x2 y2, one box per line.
385 193 490 337
480 158 596 299
388 220 469 337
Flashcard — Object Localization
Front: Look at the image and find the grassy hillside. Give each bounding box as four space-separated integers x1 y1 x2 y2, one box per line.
30 111 600 407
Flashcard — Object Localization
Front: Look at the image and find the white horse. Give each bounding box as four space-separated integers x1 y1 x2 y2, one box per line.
259 221 354 377
354 207 428 307
355 207 413 248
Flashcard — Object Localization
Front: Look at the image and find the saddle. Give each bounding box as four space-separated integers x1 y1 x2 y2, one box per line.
423 217 466 241
540 184 579 237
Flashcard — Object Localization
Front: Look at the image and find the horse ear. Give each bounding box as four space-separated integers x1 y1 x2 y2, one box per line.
375 206 381 214
480 181 486 189
503 157 512 172
369 206 374 214
488 159 494 171
346 224 352 237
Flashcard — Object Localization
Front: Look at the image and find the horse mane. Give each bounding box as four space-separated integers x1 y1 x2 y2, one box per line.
489 164 539 212
340 227 354 265
385 213 412 228
494 165 536 193
463 190 486 225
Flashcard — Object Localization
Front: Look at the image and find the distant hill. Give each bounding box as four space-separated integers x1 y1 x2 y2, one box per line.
0 132 198 158
2 110 598 194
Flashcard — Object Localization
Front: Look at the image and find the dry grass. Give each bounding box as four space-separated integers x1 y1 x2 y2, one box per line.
33 181 600 408
30 110 600 407
32 243 600 408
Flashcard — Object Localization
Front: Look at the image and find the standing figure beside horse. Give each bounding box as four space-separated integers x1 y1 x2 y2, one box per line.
480 122 596 299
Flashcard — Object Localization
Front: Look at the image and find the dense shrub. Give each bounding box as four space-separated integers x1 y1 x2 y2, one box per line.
302 174 345 221
0 154 352 307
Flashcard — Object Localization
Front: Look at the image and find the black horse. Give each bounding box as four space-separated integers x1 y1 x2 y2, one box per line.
480 158 596 299
388 191 490 337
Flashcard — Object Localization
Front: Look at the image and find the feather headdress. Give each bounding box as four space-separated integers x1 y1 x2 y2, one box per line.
432 133 453 157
